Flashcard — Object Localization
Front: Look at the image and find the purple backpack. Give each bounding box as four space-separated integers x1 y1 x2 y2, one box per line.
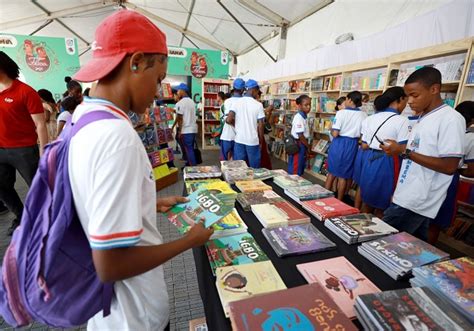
0 111 117 327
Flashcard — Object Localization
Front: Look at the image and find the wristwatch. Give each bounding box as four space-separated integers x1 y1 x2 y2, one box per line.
400 148 412 160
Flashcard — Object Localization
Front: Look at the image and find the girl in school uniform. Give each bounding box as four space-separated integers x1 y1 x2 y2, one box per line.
326 91 367 200
288 95 312 176
359 87 409 218
352 119 368 210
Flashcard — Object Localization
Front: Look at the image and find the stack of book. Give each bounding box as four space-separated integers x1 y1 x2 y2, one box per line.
215 261 287 317
167 182 237 234
358 232 450 280
205 232 269 275
301 197 359 221
228 283 356 331
235 180 272 192
236 190 284 211
252 168 274 181
223 168 254 184
410 257 474 324
251 200 310 228
325 213 399 244
210 209 248 239
285 184 334 203
273 174 312 190
355 287 472 331
185 178 223 194
297 256 380 319
220 160 248 171
271 169 288 177
184 166 222 180
262 223 336 257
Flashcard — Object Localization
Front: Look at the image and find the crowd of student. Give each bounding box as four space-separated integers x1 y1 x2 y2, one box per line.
1 8 474 331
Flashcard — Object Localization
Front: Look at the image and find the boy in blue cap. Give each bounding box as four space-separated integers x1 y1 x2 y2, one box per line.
175 82 198 165
220 78 245 160
226 79 265 167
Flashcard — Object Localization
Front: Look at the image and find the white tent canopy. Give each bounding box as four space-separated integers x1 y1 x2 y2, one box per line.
1 0 471 79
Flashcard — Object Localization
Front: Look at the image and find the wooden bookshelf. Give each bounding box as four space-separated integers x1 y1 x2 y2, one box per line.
201 78 232 150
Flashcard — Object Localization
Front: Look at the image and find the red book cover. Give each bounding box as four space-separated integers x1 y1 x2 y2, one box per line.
229 283 357 331
301 198 359 221
272 201 310 224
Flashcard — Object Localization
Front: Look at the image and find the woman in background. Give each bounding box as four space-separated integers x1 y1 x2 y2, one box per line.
37 88 58 142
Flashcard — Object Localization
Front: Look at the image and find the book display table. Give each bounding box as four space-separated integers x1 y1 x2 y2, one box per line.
190 180 411 331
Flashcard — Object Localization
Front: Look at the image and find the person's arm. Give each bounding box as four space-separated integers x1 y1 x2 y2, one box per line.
331 111 341 138
176 114 183 131
226 111 235 125
459 163 474 177
298 133 310 149
93 223 212 282
31 113 47 155
361 142 369 150
331 129 340 138
258 119 264 143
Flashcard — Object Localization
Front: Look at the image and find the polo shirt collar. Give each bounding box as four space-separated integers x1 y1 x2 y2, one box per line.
298 110 307 119
345 107 360 111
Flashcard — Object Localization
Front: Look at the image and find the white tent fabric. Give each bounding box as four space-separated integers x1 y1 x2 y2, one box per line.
239 0 474 80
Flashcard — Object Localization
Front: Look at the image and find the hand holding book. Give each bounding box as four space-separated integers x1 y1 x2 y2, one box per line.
185 218 214 247
156 196 190 213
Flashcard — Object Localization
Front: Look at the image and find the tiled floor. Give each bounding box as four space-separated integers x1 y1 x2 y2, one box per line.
0 144 294 331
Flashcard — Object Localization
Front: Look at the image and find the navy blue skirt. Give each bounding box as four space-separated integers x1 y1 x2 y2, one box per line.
327 136 358 179
352 147 368 184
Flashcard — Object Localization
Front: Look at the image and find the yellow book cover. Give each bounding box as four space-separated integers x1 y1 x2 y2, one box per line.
185 178 223 194
159 149 169 163
216 261 287 317
206 181 237 196
235 180 272 192
153 164 170 179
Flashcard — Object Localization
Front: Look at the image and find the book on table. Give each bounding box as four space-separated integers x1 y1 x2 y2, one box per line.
184 165 222 180
251 200 310 228
273 174 312 189
262 223 336 257
284 184 334 203
220 160 248 172
297 256 380 319
252 168 274 180
358 232 450 280
215 261 286 317
324 213 399 244
223 168 254 184
228 283 357 331
210 208 248 239
205 232 269 275
185 178 224 194
236 190 285 211
235 179 272 192
301 197 359 221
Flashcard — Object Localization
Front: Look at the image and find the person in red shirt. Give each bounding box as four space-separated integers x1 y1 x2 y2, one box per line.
0 51 47 235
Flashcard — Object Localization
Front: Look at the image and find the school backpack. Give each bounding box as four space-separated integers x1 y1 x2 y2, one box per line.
0 111 116 328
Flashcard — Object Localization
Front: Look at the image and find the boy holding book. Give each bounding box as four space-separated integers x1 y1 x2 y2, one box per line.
71 10 213 330
381 67 465 241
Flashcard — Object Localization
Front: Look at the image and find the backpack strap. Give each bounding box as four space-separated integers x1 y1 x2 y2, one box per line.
369 114 397 146
71 110 120 137
102 283 114 317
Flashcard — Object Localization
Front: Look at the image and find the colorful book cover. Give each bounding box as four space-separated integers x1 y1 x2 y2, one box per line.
223 168 254 183
184 166 222 180
312 154 325 173
185 178 223 194
285 184 334 201
252 168 273 180
229 283 357 331
271 169 288 177
301 198 359 221
206 233 269 274
362 232 449 271
221 160 248 171
211 209 248 239
236 180 272 192
327 213 398 239
412 257 474 321
297 256 380 318
167 187 235 234
274 175 312 189
315 139 328 153
216 261 287 317
356 287 472 331
262 223 336 256
236 190 284 211
252 201 310 227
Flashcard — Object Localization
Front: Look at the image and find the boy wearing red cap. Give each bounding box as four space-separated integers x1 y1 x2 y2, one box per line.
72 10 212 330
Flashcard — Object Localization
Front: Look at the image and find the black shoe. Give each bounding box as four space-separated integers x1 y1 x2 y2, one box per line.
7 219 20 236
0 202 8 216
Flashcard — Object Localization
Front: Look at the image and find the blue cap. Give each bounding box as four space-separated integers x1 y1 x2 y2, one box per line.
245 79 259 90
176 83 189 92
233 78 245 90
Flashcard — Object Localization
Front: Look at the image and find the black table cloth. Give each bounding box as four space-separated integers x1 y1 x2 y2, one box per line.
190 181 410 331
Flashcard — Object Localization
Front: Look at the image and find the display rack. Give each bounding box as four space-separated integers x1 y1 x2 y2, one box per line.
201 78 232 150
263 37 474 184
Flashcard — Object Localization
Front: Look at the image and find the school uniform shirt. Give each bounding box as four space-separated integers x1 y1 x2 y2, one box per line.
401 105 420 134
463 127 474 166
176 97 197 134
233 96 265 146
69 98 169 331
392 104 465 219
361 109 410 150
291 111 310 139
332 107 367 138
220 96 240 141
57 110 72 124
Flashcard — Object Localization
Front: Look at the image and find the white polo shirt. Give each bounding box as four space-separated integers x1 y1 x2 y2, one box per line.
69 98 169 331
464 128 474 164
332 108 367 138
392 104 465 218
176 97 197 134
220 95 240 141
291 111 310 139
361 109 410 150
232 95 265 146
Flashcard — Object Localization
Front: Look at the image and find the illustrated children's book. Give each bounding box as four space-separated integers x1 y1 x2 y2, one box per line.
262 223 336 257
297 256 380 318
215 261 286 317
251 201 310 228
228 283 357 331
210 209 248 239
236 190 284 211
185 178 223 194
205 232 269 275
301 198 359 221
235 180 272 193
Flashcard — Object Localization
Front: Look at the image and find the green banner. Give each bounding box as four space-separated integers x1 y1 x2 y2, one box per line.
167 46 230 103
0 33 80 101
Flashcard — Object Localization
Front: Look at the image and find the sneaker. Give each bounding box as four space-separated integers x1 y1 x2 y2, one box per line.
7 219 20 236
0 201 8 216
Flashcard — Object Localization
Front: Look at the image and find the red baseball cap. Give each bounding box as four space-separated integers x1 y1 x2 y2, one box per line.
74 9 167 82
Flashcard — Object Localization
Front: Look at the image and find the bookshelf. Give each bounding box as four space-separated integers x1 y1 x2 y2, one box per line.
262 37 474 183
201 78 232 150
